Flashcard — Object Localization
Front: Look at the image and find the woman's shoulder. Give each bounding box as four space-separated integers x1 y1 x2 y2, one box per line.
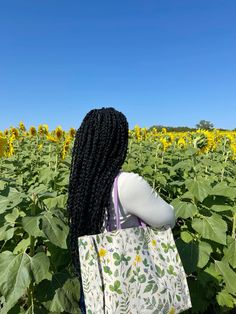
118 171 149 193
119 171 142 179
119 171 147 183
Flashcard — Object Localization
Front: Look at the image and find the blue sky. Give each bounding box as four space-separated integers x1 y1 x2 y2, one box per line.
0 0 235 131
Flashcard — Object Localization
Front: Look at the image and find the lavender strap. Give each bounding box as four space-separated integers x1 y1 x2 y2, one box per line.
112 172 146 230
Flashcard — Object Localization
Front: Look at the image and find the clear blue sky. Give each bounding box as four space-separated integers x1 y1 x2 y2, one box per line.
0 0 235 131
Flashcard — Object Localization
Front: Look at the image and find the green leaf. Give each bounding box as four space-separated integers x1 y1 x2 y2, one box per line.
210 204 233 212
197 241 213 268
180 231 194 243
36 274 81 313
38 167 54 185
144 283 153 293
43 194 67 210
30 252 52 284
41 212 69 249
142 165 154 176
187 277 210 313
0 224 15 241
180 190 194 201
0 251 32 312
185 179 211 202
210 182 236 200
171 198 197 219
5 208 20 223
13 237 31 254
114 280 121 290
138 274 146 283
22 216 44 237
28 184 48 195
192 213 227 245
113 252 120 260
46 242 71 270
109 285 115 292
0 180 6 190
224 237 236 268
175 239 198 275
106 236 113 243
215 260 236 295
216 288 235 308
0 188 24 213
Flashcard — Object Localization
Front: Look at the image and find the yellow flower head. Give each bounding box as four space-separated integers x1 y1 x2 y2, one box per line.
177 138 186 149
69 127 76 138
19 121 26 131
4 135 15 157
160 138 169 151
4 128 9 136
55 126 64 140
46 134 58 143
10 127 19 138
98 247 107 257
168 307 176 314
29 126 37 136
61 137 71 159
0 136 8 157
151 239 157 246
38 124 49 136
134 255 142 263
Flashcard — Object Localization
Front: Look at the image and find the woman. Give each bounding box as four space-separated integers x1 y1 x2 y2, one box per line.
67 107 176 313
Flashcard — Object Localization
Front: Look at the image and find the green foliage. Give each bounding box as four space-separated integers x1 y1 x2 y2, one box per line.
0 135 236 313
195 120 214 130
0 138 80 313
123 139 236 313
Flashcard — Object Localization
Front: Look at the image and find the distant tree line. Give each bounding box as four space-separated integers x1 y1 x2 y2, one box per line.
146 120 235 132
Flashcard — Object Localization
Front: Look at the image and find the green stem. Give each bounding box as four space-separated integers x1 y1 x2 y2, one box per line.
220 151 230 182
232 213 236 239
192 153 197 181
49 143 52 169
27 193 37 309
55 153 58 172
153 144 159 190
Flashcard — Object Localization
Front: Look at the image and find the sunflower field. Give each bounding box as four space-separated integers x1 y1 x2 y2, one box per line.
0 122 236 313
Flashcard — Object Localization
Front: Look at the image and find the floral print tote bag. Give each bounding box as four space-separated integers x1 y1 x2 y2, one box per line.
78 173 192 314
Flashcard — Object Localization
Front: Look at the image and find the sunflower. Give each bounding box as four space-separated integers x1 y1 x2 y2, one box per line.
160 138 170 151
4 129 9 136
38 124 49 136
4 135 15 157
10 127 19 138
19 121 26 131
69 127 76 138
29 126 37 136
177 137 186 149
61 136 71 159
46 134 58 143
0 136 8 157
55 126 63 140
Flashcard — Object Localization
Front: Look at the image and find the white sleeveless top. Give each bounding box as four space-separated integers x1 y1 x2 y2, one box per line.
105 171 176 231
